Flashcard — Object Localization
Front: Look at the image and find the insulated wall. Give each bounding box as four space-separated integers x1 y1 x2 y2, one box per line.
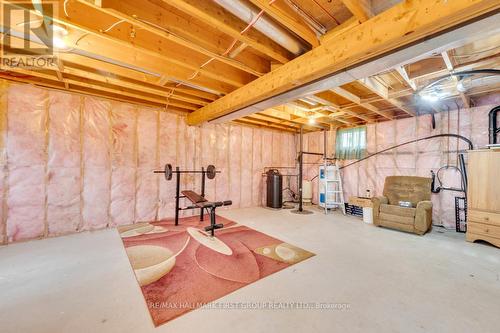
304 99 498 229
0 82 296 244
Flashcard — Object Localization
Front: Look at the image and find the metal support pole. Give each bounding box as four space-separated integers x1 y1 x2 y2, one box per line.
323 129 327 160
175 166 180 226
291 127 313 215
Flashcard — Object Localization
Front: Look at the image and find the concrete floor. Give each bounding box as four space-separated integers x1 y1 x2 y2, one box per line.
1 207 500 333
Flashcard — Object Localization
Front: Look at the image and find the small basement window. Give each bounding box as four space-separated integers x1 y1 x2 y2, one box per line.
335 126 367 160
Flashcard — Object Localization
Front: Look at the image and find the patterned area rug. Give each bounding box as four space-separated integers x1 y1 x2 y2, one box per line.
118 215 315 326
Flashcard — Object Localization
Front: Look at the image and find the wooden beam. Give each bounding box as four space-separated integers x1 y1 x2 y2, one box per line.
395 66 417 91
157 0 292 64
59 1 252 89
89 0 266 77
358 77 416 116
4 1 235 95
236 117 298 132
58 53 218 101
8 67 198 110
331 87 394 120
441 50 471 108
186 0 498 125
259 108 329 130
247 0 318 47
0 73 190 111
341 0 373 23
320 17 359 44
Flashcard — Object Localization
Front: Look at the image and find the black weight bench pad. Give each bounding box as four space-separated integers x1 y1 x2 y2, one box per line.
181 190 233 208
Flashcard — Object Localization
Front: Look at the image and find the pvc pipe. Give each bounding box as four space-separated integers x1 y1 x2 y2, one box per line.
214 0 307 55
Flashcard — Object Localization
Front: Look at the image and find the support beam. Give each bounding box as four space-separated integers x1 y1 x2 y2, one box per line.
187 0 499 125
341 0 373 23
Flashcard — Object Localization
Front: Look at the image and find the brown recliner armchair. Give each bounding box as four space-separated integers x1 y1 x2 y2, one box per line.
372 176 433 235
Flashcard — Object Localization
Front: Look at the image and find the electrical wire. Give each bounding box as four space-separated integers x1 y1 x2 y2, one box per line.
63 0 70 17
310 0 340 25
339 134 473 170
101 19 127 33
165 0 277 109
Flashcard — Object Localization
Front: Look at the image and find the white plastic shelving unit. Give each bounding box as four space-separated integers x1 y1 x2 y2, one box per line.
318 163 345 214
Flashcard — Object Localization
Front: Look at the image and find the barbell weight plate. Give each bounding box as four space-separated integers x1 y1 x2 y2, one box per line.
165 163 173 181
207 165 216 179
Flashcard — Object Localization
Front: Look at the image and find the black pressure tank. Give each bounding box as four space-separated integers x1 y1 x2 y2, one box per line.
266 169 283 209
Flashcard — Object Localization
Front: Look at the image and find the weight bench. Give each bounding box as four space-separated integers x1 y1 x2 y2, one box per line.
181 190 232 237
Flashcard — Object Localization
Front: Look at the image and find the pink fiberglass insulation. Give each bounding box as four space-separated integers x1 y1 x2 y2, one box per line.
7 85 47 241
158 112 178 220
229 125 242 208
240 126 253 208
318 101 498 229
0 81 300 243
215 124 229 204
251 128 263 207
183 124 198 216
136 108 158 221
260 130 273 206
110 103 137 226
82 97 111 230
200 123 217 201
47 91 81 236
271 131 282 167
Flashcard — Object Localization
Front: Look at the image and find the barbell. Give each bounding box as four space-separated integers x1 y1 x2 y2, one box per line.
154 164 220 181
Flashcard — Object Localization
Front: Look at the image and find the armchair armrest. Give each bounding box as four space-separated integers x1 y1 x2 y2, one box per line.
371 196 388 226
415 201 433 235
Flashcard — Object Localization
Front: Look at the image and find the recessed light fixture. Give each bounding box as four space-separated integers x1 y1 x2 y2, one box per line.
308 117 316 124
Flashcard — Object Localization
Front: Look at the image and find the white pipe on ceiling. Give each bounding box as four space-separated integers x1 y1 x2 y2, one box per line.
213 0 307 55
456 75 500 93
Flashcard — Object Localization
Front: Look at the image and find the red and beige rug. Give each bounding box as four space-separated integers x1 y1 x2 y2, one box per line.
118 215 315 326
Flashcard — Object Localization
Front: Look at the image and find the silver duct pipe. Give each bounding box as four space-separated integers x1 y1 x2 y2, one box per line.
456 75 500 92
213 0 307 55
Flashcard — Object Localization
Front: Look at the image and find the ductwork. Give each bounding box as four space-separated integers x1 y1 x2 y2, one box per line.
213 0 307 55
456 75 500 93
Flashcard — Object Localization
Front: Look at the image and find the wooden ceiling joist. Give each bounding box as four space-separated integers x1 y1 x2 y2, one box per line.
340 0 374 23
89 0 266 77
186 0 499 125
247 0 319 47
357 77 416 117
7 1 237 95
58 54 219 101
156 0 293 64
330 87 394 120
60 1 252 88
235 117 298 133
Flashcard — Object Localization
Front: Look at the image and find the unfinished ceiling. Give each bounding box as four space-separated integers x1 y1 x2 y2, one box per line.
0 0 499 133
